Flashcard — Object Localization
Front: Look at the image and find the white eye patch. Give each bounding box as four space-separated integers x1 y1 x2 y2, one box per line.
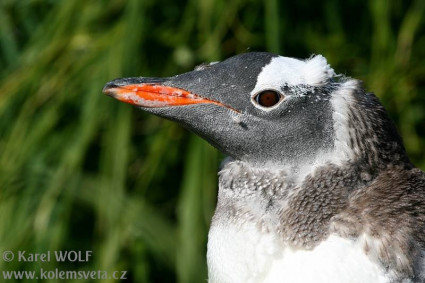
250 55 335 102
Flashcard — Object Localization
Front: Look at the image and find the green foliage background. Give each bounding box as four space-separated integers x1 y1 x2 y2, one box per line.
0 0 424 282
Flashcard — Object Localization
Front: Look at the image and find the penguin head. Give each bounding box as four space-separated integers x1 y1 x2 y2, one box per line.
103 52 407 169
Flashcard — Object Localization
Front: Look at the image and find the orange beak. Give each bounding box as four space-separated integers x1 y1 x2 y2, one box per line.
103 83 223 108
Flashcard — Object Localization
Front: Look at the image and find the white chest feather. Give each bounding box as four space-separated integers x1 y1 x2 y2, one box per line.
207 222 390 283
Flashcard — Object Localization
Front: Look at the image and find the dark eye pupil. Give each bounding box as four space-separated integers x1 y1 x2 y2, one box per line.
255 90 281 107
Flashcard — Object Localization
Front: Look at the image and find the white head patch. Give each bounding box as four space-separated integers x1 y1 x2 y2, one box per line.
251 55 335 97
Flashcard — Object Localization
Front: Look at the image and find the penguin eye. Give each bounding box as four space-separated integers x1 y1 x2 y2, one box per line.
254 90 282 107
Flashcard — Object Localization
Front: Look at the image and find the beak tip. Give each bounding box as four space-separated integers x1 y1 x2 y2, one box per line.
102 81 118 96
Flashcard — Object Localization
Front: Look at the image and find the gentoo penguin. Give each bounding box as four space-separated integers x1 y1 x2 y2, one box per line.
103 52 425 283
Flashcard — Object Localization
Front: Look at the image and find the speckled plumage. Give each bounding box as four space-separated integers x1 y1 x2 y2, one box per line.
104 52 425 283
213 161 425 282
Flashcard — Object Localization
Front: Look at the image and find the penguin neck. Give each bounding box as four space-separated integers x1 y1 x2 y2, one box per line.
215 157 374 248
